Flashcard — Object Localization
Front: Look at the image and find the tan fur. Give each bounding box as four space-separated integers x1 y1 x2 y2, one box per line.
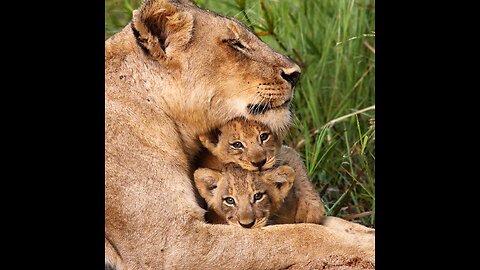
273 146 326 224
105 237 125 270
194 164 295 228
198 118 325 224
198 118 281 171
105 0 374 269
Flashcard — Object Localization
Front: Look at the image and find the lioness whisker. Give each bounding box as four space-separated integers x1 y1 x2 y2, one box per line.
225 84 261 99
248 92 263 114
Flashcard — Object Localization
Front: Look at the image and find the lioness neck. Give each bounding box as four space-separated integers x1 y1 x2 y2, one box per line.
106 25 227 166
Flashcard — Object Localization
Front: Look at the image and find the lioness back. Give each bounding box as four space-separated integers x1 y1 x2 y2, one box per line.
194 164 295 228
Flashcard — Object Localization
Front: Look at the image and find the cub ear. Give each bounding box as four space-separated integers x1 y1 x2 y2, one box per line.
131 0 194 60
198 128 221 152
264 165 295 198
193 168 222 200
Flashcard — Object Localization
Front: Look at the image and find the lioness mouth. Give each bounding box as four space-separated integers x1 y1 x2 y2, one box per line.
247 98 291 115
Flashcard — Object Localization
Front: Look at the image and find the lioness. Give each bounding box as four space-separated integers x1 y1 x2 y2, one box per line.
197 117 325 223
194 164 295 228
105 0 375 269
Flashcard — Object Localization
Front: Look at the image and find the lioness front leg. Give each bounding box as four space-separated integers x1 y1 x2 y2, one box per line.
322 216 375 235
163 219 375 269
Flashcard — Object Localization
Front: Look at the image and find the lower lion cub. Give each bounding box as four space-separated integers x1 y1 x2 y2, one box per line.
195 118 324 227
194 164 295 228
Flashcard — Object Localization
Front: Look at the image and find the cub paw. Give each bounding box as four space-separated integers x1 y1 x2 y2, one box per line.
295 200 324 224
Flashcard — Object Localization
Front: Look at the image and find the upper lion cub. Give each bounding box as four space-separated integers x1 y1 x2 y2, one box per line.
198 117 281 171
197 118 325 225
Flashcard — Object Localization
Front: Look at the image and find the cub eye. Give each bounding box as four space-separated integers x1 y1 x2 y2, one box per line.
259 133 270 142
224 197 236 205
253 193 264 202
231 141 244 149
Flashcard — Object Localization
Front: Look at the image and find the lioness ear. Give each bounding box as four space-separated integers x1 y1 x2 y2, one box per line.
193 168 222 200
131 0 194 60
264 166 295 197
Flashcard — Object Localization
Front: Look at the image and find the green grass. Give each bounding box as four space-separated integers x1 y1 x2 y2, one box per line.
105 0 375 227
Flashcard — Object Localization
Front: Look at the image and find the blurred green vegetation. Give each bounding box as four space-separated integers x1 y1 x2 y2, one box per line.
105 0 375 227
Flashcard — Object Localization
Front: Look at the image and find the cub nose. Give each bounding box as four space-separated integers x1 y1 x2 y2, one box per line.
281 67 301 88
251 159 267 169
239 220 256 229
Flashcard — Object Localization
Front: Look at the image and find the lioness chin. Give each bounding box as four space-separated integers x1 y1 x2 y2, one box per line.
105 0 374 269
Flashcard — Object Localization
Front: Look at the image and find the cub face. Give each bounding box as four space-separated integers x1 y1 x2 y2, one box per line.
194 164 295 228
199 118 282 171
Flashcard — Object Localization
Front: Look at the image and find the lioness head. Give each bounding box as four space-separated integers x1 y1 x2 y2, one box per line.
194 164 295 228
199 118 281 171
130 0 301 136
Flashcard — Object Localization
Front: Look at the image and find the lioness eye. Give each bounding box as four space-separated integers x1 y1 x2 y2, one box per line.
231 141 244 149
231 40 246 50
224 197 235 205
253 193 264 201
223 38 247 50
259 133 270 142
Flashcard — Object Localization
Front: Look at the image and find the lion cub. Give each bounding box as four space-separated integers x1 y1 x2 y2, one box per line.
198 118 281 171
196 118 325 225
194 164 295 228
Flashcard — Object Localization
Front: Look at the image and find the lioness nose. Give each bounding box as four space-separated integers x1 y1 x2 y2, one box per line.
251 159 267 169
239 220 256 228
281 67 301 88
